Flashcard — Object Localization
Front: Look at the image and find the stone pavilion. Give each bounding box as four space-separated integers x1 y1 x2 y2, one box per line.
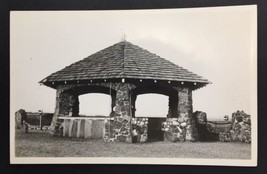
40 41 210 143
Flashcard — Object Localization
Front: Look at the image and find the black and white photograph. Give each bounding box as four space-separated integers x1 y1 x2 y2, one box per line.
10 5 257 166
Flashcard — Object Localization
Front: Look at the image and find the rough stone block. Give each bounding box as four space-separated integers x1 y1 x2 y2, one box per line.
230 110 251 143
121 111 127 117
15 109 27 130
178 117 185 123
113 120 123 129
116 91 124 99
193 111 207 124
114 105 121 113
121 104 130 113
122 115 131 122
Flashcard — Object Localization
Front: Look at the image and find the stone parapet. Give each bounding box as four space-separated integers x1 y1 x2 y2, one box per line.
131 117 148 143
162 118 186 142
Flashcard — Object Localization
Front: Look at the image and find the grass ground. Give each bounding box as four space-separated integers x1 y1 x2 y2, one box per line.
15 130 251 159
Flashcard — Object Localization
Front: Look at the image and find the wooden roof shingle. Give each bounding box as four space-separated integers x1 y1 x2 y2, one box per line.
40 41 210 87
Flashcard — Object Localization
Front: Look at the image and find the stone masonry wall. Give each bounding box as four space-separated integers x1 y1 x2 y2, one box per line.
104 83 135 143
175 87 199 141
131 117 148 143
162 118 186 142
49 83 200 143
219 110 251 143
50 88 79 136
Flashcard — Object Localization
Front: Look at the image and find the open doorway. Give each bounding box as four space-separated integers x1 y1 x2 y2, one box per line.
135 94 168 142
147 118 165 142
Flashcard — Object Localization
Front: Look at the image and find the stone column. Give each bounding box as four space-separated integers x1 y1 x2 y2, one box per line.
104 91 117 141
50 88 76 136
111 83 135 143
177 87 199 141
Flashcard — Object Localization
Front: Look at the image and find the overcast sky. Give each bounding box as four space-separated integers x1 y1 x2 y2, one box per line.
10 5 257 120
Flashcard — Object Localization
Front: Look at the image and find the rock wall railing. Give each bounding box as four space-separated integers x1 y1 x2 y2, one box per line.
131 117 148 143
162 118 186 142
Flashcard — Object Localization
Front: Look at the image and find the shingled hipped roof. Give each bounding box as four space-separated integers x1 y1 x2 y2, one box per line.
40 41 210 87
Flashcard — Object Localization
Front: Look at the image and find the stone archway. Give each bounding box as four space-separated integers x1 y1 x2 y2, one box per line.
49 83 117 136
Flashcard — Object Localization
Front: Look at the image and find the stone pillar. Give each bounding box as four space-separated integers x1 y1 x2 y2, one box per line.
177 87 199 141
104 92 117 141
50 88 76 136
108 83 135 143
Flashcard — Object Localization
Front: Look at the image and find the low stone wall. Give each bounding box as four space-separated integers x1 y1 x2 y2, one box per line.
193 110 251 143
194 111 219 141
131 117 148 143
161 118 187 142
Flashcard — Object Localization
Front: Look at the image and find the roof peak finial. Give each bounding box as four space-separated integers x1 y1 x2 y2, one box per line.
120 28 127 42
122 33 126 41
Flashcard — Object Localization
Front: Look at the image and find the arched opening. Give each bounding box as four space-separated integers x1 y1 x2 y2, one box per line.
79 93 111 117
135 94 169 142
135 94 168 118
